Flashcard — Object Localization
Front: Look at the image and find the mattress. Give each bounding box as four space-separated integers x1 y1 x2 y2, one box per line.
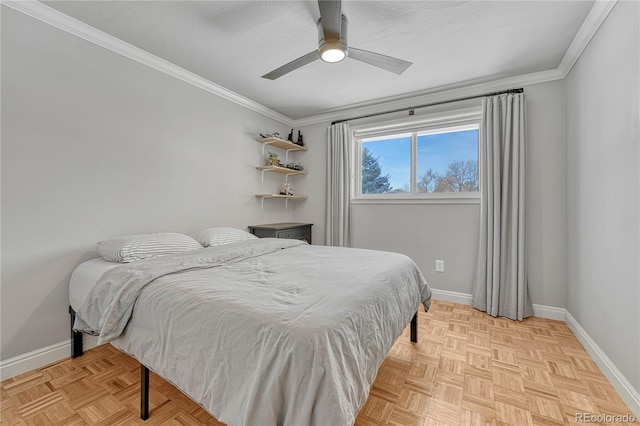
68 258 119 311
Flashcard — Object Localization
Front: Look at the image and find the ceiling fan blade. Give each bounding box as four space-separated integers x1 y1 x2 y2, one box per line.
318 0 342 40
349 47 412 75
261 51 320 80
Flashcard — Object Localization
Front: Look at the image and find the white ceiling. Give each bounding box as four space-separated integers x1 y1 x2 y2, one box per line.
42 0 594 120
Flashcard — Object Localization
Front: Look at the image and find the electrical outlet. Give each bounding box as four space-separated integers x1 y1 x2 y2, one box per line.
435 260 445 272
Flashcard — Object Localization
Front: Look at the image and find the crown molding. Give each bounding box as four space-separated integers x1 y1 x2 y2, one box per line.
3 0 617 128
557 0 618 78
1 0 295 127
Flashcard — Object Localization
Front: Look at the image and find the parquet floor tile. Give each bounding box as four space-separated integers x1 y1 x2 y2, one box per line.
1 301 636 425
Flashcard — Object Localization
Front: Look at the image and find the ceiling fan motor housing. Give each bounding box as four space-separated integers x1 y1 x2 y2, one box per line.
318 14 349 62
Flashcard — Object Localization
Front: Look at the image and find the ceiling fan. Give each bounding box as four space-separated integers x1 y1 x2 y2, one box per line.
261 0 412 80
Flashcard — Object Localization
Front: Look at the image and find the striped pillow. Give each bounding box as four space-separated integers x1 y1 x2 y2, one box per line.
191 227 258 247
97 233 203 263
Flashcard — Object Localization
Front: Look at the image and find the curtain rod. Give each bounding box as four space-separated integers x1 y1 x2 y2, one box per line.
331 88 524 125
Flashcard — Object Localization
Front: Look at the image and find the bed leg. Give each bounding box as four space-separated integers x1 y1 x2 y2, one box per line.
69 307 83 358
141 365 149 420
410 312 417 343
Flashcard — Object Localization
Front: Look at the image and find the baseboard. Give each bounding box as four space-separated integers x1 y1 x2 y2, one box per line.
430 288 473 305
532 303 566 321
0 335 100 381
429 289 565 321
564 310 640 417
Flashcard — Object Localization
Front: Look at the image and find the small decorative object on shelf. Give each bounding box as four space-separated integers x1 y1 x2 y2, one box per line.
267 151 279 166
285 162 304 171
296 131 304 146
260 132 281 139
287 129 294 142
280 182 294 196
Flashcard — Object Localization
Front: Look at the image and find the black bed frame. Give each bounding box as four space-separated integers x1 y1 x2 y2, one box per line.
70 306 418 421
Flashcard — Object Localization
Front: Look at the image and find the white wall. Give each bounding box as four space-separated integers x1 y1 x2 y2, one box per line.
565 0 639 395
297 79 567 308
1 8 296 360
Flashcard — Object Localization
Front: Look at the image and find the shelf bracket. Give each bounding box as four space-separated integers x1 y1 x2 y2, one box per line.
285 149 294 162
261 141 274 157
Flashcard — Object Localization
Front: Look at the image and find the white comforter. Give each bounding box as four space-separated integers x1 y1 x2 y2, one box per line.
74 238 431 426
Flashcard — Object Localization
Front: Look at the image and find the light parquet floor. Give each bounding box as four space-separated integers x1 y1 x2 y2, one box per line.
1 300 636 425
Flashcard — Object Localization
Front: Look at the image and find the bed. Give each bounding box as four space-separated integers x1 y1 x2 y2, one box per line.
70 236 431 425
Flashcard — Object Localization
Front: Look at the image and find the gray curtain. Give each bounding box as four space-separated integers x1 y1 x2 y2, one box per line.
325 122 352 247
472 92 533 321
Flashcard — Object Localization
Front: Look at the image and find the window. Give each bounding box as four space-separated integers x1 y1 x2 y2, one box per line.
354 108 481 202
416 128 479 193
361 133 411 194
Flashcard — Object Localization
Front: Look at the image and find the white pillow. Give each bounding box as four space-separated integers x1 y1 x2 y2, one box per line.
97 232 203 263
191 227 258 247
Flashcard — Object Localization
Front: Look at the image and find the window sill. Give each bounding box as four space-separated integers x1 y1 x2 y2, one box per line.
351 195 480 205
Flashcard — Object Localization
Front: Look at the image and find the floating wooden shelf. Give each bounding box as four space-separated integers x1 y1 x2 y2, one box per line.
256 137 308 152
255 194 307 200
255 165 306 176
255 193 307 209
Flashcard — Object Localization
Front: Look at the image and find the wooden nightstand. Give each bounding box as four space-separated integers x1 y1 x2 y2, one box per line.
248 222 313 244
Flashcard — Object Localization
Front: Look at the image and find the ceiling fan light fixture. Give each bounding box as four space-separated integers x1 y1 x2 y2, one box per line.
261 2 411 79
319 41 347 63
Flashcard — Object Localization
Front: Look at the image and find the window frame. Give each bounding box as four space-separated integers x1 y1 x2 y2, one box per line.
352 107 482 205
